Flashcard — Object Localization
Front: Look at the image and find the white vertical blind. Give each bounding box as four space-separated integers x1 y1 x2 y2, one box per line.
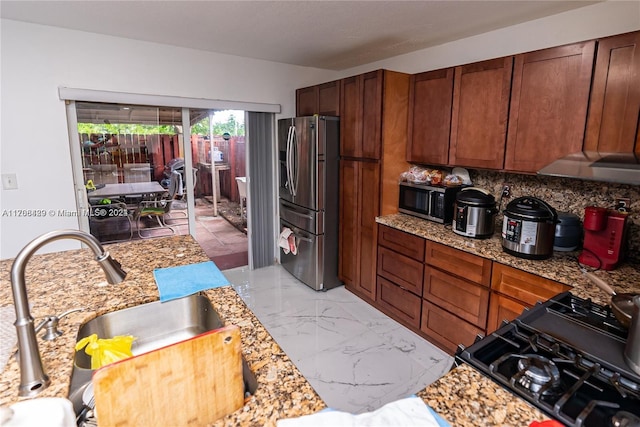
246 112 276 269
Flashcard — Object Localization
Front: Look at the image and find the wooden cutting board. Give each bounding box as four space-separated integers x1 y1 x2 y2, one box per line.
92 325 244 426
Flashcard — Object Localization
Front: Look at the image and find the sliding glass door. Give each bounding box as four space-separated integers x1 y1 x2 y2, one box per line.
62 90 277 270
68 102 198 242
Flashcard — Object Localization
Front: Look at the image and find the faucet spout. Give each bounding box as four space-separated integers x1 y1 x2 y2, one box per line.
10 229 127 397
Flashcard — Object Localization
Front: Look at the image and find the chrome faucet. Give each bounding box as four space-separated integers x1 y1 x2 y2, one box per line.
10 229 127 397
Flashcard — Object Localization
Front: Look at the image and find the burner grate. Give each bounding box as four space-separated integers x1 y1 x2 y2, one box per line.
458 292 640 427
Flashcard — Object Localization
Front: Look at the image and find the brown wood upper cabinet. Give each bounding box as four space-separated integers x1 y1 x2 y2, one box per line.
296 80 340 117
340 71 383 159
449 57 513 169
584 31 640 155
407 68 454 166
504 41 595 173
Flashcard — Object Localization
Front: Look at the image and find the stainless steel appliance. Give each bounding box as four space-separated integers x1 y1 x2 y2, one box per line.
452 187 497 239
457 292 640 427
278 116 341 291
398 182 462 224
502 197 558 260
625 296 640 376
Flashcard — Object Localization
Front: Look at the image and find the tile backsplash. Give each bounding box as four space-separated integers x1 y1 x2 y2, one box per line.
467 169 639 264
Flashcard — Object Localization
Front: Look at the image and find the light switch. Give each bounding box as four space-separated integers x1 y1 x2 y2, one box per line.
2 173 18 190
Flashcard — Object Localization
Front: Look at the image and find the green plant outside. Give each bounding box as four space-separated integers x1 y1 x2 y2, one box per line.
78 114 245 137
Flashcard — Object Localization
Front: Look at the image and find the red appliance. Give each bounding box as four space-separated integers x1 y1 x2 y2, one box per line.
578 206 629 270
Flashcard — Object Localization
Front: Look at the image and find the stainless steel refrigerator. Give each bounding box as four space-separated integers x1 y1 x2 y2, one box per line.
278 116 341 291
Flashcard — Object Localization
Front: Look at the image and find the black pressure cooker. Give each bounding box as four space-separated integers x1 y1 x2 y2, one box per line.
501 196 558 260
452 188 497 239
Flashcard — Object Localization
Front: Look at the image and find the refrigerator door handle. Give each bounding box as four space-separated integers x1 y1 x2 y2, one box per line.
289 125 298 197
286 125 294 195
280 202 314 220
290 231 313 243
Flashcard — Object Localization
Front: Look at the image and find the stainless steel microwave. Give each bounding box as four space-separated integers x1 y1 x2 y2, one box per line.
398 182 463 223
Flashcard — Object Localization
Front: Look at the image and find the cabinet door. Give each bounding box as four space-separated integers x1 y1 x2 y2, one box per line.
318 80 340 116
296 86 318 117
357 161 381 299
491 263 571 306
407 68 454 165
487 293 529 334
584 31 640 154
339 159 380 301
339 160 358 287
361 70 383 159
505 41 595 172
449 57 513 169
340 76 361 158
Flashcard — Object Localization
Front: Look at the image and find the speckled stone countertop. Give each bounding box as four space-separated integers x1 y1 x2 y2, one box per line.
379 213 640 426
377 213 640 305
0 236 325 426
418 364 550 426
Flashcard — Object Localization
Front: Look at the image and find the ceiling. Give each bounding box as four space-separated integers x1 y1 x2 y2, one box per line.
1 1 600 71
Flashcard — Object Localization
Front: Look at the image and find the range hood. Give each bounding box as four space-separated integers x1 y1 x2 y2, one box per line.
537 151 640 186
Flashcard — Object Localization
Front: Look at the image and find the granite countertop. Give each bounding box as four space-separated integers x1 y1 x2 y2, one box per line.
377 213 640 305
2 229 635 427
0 235 325 426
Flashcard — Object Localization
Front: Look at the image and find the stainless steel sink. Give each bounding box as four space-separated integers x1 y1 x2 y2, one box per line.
68 294 257 422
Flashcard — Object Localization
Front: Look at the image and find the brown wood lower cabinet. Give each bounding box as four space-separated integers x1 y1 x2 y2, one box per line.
377 246 423 296
376 276 421 329
487 263 571 333
420 300 484 354
423 266 489 329
487 293 529 333
372 226 574 355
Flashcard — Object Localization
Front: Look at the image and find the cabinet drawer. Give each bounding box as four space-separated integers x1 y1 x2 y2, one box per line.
376 276 421 329
377 246 424 296
491 263 571 306
420 300 484 355
423 267 489 329
377 225 425 261
425 241 492 286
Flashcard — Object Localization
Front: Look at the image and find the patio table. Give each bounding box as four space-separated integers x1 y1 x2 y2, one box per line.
88 182 165 199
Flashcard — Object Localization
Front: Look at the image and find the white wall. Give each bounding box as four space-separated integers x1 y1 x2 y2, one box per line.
339 1 640 76
0 19 339 258
1 1 639 259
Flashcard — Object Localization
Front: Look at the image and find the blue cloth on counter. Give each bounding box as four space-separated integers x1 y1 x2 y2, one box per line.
276 396 450 427
153 261 230 302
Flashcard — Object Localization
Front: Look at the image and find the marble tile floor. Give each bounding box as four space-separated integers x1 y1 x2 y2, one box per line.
223 265 454 414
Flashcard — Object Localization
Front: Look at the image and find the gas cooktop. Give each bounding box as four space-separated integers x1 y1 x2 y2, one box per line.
457 292 640 427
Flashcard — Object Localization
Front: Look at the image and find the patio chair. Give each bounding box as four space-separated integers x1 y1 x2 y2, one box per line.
134 192 186 238
88 199 134 243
